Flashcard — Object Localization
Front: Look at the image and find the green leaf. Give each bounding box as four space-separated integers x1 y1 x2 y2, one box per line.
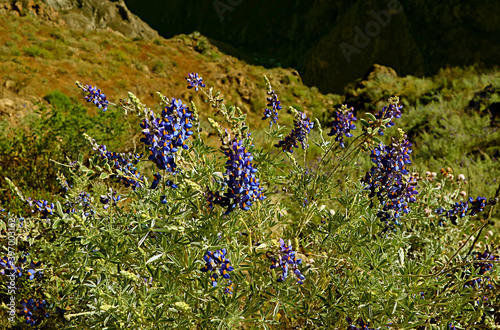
146 253 164 265
365 113 377 122
99 172 110 180
360 119 370 128
52 218 63 229
56 201 64 218
382 118 393 125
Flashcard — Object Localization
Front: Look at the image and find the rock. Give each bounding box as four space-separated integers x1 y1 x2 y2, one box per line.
5 80 16 89
343 64 400 112
0 0 157 39
237 87 250 103
43 0 159 40
358 64 398 89
12 1 21 13
0 98 15 114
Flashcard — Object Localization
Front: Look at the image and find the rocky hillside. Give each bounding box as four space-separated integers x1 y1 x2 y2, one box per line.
0 0 158 39
123 0 500 94
0 3 337 129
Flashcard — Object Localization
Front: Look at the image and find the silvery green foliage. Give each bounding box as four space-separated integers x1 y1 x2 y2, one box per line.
2 76 498 329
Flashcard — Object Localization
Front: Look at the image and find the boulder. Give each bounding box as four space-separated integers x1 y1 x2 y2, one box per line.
0 0 158 39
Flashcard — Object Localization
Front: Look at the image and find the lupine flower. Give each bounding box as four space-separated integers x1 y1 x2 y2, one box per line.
26 198 54 219
18 254 28 264
166 180 178 189
150 173 178 190
275 111 314 152
160 195 167 204
464 250 497 290
80 84 109 112
437 196 492 225
267 239 305 284
19 299 49 326
446 201 468 225
150 173 161 189
64 192 94 216
374 98 402 135
140 98 194 173
0 256 22 277
207 138 266 214
58 177 72 192
200 248 234 288
224 280 234 295
262 89 282 127
346 317 379 330
468 196 487 216
328 104 357 148
93 144 143 189
100 189 121 209
26 261 43 281
361 134 418 227
185 73 206 91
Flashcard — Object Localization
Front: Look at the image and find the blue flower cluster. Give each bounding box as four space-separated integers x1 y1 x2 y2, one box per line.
468 196 487 216
185 73 206 91
435 196 492 225
262 89 282 127
346 317 379 330
464 250 497 290
275 111 314 152
80 84 109 112
207 138 266 214
0 256 22 277
26 198 54 219
361 136 418 226
435 201 468 225
19 299 49 326
94 144 143 189
140 98 194 173
150 172 161 189
64 191 94 216
200 248 234 292
374 100 402 135
328 105 357 148
0 255 42 280
99 189 121 209
58 178 72 192
267 238 305 284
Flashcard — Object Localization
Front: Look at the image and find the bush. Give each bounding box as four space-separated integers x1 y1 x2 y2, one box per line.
0 74 498 329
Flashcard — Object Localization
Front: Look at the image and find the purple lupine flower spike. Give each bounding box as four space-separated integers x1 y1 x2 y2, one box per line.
275 111 314 153
186 73 206 91
81 84 109 112
262 89 282 127
207 138 266 214
328 104 357 148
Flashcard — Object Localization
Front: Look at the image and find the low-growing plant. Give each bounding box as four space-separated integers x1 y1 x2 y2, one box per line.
0 74 499 329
